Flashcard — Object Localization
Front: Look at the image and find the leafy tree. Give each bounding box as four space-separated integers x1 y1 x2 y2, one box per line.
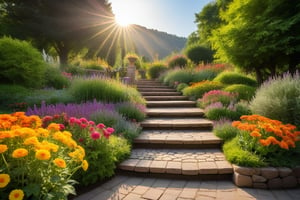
0 0 116 65
185 44 214 64
210 0 300 83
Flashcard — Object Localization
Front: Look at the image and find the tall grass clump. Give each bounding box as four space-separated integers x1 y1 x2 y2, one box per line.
192 70 219 82
116 102 146 122
213 119 240 141
250 72 300 127
44 65 70 89
162 69 193 86
213 71 258 87
148 62 168 79
182 81 224 99
0 37 46 88
224 84 256 101
69 77 145 104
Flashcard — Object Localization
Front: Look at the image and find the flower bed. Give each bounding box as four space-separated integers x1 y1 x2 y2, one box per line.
233 165 300 189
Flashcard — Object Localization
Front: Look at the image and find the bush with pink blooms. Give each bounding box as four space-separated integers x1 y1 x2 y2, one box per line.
42 115 130 186
198 90 238 108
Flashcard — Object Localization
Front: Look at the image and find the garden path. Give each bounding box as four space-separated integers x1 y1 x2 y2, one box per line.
74 80 300 200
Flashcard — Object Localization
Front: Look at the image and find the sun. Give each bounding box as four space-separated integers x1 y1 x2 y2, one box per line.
115 14 132 27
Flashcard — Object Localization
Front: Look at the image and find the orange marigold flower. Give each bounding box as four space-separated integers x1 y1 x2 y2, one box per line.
259 139 271 146
47 123 61 131
266 136 280 145
9 189 24 200
0 144 8 153
231 121 241 127
53 158 66 168
279 141 289 150
0 131 13 139
23 137 39 146
82 160 89 171
0 174 10 188
12 148 28 158
250 130 261 137
285 139 296 148
35 149 51 160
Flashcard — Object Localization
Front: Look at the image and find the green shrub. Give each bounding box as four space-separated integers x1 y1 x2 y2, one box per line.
192 70 218 82
213 71 257 87
116 103 146 122
90 110 141 142
162 69 193 86
0 37 46 88
182 81 224 99
199 90 237 108
108 135 131 162
69 77 145 104
185 44 214 64
224 84 256 101
44 66 70 89
176 83 189 92
250 72 300 127
148 62 168 79
168 54 188 68
223 137 266 167
0 84 30 113
64 64 85 75
213 121 239 141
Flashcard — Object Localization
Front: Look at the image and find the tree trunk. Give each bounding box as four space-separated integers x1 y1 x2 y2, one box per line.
255 67 263 84
54 41 69 67
289 54 300 74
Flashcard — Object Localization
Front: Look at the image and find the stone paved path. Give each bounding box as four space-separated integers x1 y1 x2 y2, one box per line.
74 80 300 199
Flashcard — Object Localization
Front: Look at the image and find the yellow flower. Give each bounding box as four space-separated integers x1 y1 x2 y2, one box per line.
9 189 24 200
35 149 51 160
36 128 49 137
82 160 88 171
23 136 39 146
0 174 10 188
12 148 28 158
53 158 66 168
0 144 8 153
47 123 61 131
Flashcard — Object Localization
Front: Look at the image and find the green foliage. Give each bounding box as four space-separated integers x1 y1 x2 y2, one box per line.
162 69 193 86
224 84 256 101
182 81 224 99
44 66 70 89
116 103 146 122
250 72 300 127
90 110 141 143
148 62 168 79
0 37 46 88
176 83 189 92
223 137 266 167
68 77 145 104
192 70 219 82
168 54 188 68
108 135 131 162
200 90 237 108
213 71 257 87
185 44 214 64
213 121 239 141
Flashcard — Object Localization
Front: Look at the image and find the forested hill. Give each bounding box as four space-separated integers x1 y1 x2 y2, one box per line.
129 24 187 60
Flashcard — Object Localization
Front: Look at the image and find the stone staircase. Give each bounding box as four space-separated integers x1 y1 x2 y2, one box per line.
118 80 233 180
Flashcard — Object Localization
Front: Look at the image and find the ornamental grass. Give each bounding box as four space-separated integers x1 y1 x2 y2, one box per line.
232 114 300 167
0 112 88 200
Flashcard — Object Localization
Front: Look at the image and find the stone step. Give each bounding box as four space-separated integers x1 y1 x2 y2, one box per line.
146 108 204 117
118 148 233 178
137 85 171 89
141 118 213 130
140 92 182 96
138 88 177 92
147 101 196 108
134 130 222 149
144 96 189 101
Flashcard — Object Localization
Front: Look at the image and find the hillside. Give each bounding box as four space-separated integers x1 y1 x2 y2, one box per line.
127 25 187 60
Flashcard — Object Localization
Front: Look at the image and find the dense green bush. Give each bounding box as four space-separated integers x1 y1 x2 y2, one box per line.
192 70 219 82
44 66 70 89
116 103 146 122
183 81 224 99
148 62 168 79
63 65 85 75
185 44 214 64
108 135 131 162
68 77 145 104
162 69 193 86
213 71 257 87
224 84 256 101
213 120 240 141
0 37 46 88
176 83 189 92
168 55 188 68
250 72 300 127
223 137 266 167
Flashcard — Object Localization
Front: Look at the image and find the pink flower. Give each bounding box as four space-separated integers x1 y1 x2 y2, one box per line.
88 121 95 126
43 116 53 122
69 117 77 124
80 118 88 123
91 131 101 140
106 127 115 134
59 124 65 131
97 123 105 129
80 124 87 129
89 127 95 133
103 129 111 139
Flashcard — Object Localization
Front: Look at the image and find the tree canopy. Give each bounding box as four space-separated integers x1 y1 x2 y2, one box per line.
0 0 117 65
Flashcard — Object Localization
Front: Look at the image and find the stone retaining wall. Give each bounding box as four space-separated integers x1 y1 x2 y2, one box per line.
233 165 300 189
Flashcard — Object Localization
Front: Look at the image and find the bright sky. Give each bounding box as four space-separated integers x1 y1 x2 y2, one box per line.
108 0 213 38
